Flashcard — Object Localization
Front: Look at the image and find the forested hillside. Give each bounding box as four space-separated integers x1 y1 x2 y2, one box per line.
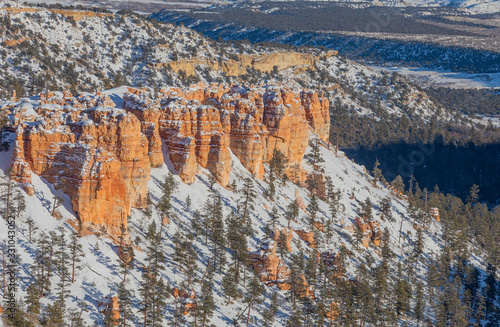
0 2 499 327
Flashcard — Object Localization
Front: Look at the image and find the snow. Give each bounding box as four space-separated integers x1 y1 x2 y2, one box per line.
370 65 500 89
0 121 492 325
0 108 484 325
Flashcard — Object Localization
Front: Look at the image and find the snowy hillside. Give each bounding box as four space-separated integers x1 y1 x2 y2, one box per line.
0 91 491 326
0 0 468 127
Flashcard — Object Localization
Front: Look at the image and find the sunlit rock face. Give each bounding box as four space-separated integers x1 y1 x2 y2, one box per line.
124 83 330 185
5 83 329 234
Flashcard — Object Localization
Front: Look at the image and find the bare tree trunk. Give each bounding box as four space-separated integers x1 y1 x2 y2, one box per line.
246 298 253 327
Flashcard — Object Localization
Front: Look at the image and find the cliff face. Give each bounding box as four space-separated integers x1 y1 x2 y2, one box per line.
6 83 329 233
8 93 150 234
124 83 329 185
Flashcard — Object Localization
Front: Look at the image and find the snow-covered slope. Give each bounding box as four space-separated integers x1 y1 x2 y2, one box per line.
0 101 487 325
0 0 467 127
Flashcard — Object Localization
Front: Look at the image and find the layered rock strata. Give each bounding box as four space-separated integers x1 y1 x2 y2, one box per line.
6 92 150 234
124 83 330 185
4 82 329 233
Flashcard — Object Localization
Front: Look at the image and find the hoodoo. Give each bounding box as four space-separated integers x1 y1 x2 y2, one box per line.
5 83 329 234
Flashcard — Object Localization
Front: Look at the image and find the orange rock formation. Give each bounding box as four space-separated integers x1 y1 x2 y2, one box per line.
124 83 329 186
8 93 150 234
250 240 290 286
6 82 329 234
272 227 294 252
354 217 382 247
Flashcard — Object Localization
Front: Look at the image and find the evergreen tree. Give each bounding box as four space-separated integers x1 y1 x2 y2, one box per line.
14 189 26 220
69 231 84 283
198 279 215 327
226 211 249 286
25 283 41 316
25 217 37 242
222 264 238 303
117 280 133 327
391 175 405 194
245 272 265 327
307 194 319 220
414 281 425 326
379 197 393 222
139 221 168 326
239 177 256 224
262 291 278 327
55 228 71 313
285 200 299 228
185 194 192 211
269 148 288 178
157 172 177 218
307 139 324 169
372 158 382 184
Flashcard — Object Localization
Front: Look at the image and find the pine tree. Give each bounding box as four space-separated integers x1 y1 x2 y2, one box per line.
285 200 299 228
372 158 382 184
117 280 133 327
139 221 168 326
25 217 37 242
69 231 84 283
270 206 280 229
55 228 71 312
44 230 58 294
245 272 265 327
327 187 342 222
25 283 41 315
0 171 15 222
468 184 480 204
307 139 324 169
269 148 288 178
157 172 177 218
414 281 425 326
222 264 238 303
262 291 278 326
394 264 412 317
44 301 65 326
239 177 256 224
307 194 319 219
185 194 192 211
484 263 497 321
226 211 249 286
198 279 215 327
360 198 373 221
379 196 393 222
391 175 405 194
285 309 303 327
14 189 26 220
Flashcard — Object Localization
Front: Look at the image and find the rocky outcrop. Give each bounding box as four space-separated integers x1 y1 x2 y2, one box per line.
250 240 290 286
7 92 150 234
98 296 120 322
294 229 316 248
124 83 329 185
272 227 294 252
301 90 330 142
4 82 329 234
171 288 197 315
354 217 382 247
153 51 338 77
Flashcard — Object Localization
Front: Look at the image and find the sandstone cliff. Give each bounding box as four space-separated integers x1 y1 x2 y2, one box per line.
7 92 150 234
5 82 329 234
124 83 330 185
